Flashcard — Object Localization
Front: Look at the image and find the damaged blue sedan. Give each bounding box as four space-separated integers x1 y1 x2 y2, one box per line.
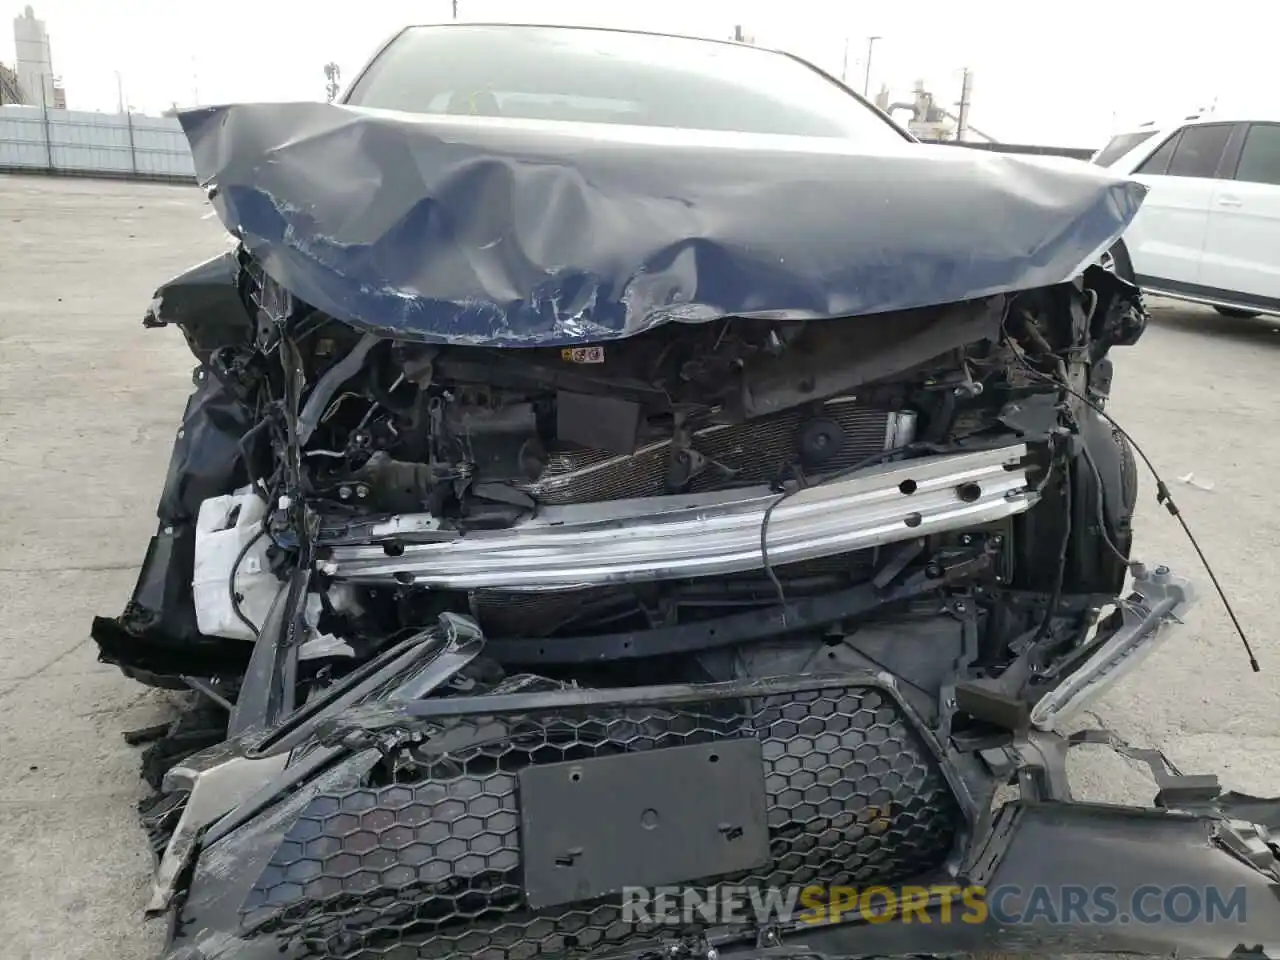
91 23 1280 960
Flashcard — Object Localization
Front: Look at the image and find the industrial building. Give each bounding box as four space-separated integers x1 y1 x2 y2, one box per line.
0 61 21 104
2 5 64 108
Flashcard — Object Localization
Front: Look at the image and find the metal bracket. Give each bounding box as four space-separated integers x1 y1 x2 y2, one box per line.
937 593 981 742
1012 728 1074 801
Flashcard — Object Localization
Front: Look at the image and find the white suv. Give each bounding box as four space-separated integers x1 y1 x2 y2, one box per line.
1093 113 1280 318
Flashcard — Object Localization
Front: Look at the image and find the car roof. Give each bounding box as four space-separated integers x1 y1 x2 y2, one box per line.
401 21 765 53
1094 106 1280 170
1111 108 1280 138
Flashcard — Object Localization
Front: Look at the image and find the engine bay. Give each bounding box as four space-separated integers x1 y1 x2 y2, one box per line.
86 244 1243 960
94 246 1155 744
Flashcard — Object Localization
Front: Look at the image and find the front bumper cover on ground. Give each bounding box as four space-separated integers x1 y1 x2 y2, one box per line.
163 799 1280 960
714 799 1280 960
157 660 1280 960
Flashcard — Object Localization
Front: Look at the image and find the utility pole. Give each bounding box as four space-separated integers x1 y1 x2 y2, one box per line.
115 71 125 114
39 72 52 170
452 0 458 18
841 36 850 82
863 36 881 97
955 67 972 142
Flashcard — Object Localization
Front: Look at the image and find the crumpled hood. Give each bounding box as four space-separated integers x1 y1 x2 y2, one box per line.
179 101 1145 347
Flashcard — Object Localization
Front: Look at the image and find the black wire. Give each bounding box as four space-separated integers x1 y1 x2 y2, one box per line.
1005 329 1261 673
1080 442 1132 564
1031 461 1071 648
759 445 924 615
1073 384 1259 672
229 527 268 637
279 333 311 556
237 416 273 504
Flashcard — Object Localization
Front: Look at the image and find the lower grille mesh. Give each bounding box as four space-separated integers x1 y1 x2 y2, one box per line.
242 684 960 959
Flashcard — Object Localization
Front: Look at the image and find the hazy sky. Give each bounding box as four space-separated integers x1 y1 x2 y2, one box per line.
2 0 1270 146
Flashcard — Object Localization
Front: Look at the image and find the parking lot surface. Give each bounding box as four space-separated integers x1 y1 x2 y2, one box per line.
1 174 1278 959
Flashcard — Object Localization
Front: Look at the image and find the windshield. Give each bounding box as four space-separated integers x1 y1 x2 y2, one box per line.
1092 130 1157 167
344 25 907 141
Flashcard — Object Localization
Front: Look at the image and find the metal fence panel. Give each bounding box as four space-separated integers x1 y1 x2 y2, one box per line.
0 105 195 180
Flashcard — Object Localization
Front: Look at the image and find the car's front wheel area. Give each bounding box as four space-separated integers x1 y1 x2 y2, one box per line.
1100 238 1136 284
1214 305 1261 319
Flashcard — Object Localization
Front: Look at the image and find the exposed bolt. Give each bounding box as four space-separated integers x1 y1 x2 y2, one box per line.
954 601 967 613
1155 565 1169 575
176 429 185 439
991 535 1004 546
960 534 974 545
338 485 352 500
356 485 369 499
706 950 719 960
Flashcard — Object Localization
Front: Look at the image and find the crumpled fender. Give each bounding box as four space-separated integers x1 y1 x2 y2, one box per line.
178 101 1146 346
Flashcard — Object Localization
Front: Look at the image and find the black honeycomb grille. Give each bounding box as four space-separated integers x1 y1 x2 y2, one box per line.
243 683 961 959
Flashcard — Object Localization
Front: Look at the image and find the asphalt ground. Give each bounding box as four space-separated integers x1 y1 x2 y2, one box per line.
1 174 1278 959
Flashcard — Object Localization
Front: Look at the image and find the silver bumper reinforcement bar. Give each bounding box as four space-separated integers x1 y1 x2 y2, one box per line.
319 443 1037 591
